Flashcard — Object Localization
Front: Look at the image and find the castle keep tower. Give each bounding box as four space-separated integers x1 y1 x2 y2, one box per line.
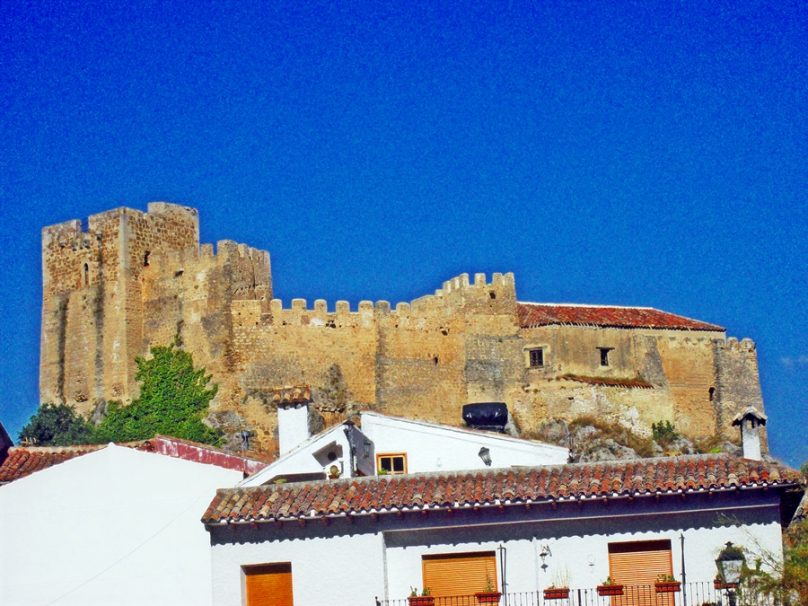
40 202 765 452
40 203 271 414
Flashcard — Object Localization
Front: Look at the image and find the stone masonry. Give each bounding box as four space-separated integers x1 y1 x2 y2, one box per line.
40 203 766 453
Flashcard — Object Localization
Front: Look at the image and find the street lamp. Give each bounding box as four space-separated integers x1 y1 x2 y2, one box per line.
715 542 745 606
478 447 492 466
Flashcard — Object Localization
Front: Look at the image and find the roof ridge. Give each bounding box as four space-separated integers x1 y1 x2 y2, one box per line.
202 454 800 525
224 452 773 494
518 301 655 310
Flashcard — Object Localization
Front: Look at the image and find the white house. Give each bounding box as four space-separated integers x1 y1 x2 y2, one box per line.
0 437 266 606
204 448 802 606
240 387 569 487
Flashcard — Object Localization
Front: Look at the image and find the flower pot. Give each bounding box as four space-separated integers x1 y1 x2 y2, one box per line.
543 588 570 600
714 580 739 590
408 597 435 606
597 584 625 596
475 591 502 604
654 581 681 594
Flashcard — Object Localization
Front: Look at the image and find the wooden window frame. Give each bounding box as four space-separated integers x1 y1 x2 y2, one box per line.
524 345 548 369
376 452 408 475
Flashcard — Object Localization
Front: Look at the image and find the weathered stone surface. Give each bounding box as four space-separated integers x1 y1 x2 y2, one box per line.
40 203 767 454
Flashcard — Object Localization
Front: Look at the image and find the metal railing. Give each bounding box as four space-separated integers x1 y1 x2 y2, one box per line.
377 581 780 606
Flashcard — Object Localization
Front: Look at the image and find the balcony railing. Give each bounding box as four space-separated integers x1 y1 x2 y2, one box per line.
377 581 780 606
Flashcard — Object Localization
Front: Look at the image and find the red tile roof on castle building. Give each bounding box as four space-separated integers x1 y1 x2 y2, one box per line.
201 454 799 525
0 435 269 484
517 303 724 331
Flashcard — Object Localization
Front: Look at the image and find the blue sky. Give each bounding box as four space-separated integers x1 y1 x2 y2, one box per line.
1 1 805 465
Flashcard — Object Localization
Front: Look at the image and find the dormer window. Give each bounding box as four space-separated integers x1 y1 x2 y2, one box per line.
598 347 613 366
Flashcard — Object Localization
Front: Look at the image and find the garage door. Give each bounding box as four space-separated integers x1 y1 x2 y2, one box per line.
608 540 673 606
422 551 497 605
243 562 294 606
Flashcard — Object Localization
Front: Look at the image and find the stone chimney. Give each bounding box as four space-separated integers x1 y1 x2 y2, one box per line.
272 385 313 455
731 406 767 461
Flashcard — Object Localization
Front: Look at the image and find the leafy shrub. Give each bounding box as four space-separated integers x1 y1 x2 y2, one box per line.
652 420 679 445
94 341 221 444
18 403 95 446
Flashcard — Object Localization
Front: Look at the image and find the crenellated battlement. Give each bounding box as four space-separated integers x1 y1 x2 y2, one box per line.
40 202 766 454
718 336 756 352
146 240 270 280
259 271 515 328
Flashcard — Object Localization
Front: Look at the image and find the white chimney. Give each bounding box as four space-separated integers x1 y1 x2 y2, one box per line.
273 386 313 455
731 406 767 461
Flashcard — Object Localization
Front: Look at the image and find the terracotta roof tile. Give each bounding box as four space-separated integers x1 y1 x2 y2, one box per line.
201 454 800 525
558 374 654 389
270 385 312 406
0 445 103 483
0 436 268 484
517 303 723 331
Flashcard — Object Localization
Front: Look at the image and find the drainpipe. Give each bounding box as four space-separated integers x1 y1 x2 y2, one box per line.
498 544 507 606
680 533 687 606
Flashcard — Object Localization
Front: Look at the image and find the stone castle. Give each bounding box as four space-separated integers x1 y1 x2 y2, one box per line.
41 202 765 452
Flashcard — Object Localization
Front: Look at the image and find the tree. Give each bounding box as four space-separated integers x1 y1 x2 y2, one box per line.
18 403 94 446
94 341 221 444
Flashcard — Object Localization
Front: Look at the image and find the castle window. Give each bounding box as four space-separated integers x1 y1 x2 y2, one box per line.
143 251 150 266
709 386 715 401
83 263 89 286
529 348 544 368
377 453 407 475
598 347 613 366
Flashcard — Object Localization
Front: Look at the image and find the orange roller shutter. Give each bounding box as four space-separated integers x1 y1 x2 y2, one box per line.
422 551 497 606
608 540 673 606
244 562 294 606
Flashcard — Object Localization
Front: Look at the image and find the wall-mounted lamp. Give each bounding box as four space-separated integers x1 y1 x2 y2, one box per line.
539 544 552 571
478 447 492 466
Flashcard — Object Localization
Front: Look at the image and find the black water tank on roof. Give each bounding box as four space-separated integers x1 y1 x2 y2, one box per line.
462 402 508 431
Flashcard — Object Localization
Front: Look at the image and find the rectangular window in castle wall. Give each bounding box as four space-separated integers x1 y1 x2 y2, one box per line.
528 348 544 367
377 453 407 475
598 347 614 366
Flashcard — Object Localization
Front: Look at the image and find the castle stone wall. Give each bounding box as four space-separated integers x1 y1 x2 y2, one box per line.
40 204 767 452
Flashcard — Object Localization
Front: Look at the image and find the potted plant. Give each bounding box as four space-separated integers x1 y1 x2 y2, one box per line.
654 574 681 593
713 576 739 590
475 575 502 604
544 570 570 600
597 577 624 596
543 586 570 600
408 587 434 606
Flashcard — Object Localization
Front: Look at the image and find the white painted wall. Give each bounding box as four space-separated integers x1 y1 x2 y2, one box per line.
0 444 242 606
278 404 311 455
384 505 784 595
360 412 569 473
239 424 357 487
207 492 785 605
210 527 386 606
